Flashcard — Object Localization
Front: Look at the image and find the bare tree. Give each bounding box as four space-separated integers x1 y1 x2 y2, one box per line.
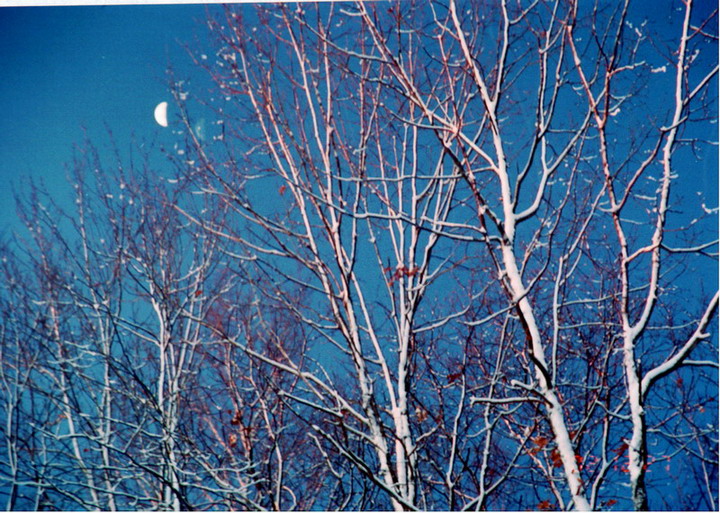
179 0 717 510
1 142 250 509
1 1 716 511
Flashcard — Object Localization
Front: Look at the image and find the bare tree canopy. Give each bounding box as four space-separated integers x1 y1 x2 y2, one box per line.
1 1 717 511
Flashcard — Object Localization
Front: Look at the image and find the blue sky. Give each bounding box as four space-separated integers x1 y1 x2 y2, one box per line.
0 3 716 510
1 1 716 237
0 5 211 236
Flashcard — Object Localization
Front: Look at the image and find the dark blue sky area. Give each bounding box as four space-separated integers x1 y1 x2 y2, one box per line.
0 2 716 238
0 5 211 235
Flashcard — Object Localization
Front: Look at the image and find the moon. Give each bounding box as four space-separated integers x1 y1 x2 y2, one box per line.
154 101 168 127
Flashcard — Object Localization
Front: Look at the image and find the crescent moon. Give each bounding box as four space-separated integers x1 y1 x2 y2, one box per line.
154 101 168 127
